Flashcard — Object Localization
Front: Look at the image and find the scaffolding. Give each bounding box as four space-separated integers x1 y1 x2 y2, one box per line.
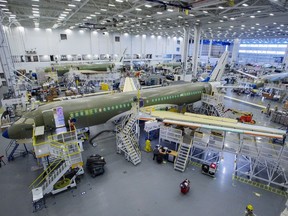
200 93 225 117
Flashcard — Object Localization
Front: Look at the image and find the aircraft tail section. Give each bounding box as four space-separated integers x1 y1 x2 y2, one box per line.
208 51 229 82
118 48 127 63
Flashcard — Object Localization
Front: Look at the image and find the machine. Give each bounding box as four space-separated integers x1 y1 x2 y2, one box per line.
225 109 256 124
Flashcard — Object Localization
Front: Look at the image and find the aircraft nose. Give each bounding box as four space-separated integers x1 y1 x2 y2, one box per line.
2 129 9 139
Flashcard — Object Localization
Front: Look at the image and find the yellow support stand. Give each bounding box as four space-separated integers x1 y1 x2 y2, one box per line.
144 139 152 152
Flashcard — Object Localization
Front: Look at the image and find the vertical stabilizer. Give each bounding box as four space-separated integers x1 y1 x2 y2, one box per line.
208 51 229 82
118 48 127 63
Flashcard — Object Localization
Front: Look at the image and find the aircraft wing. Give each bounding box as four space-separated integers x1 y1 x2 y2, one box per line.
235 70 258 79
142 110 285 138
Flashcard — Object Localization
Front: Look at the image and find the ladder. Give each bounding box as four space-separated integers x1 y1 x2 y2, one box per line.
121 133 141 165
174 141 192 172
5 140 29 161
30 129 83 196
116 104 141 165
30 159 71 195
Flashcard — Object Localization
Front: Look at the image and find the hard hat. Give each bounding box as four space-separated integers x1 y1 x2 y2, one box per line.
246 204 254 211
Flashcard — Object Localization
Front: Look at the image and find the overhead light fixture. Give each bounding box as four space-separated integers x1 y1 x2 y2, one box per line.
157 11 162 14
108 4 115 7
68 4 76 7
86 16 92 19
135 8 142 11
33 11 39 14
95 12 101 14
167 8 173 12
218 6 224 9
115 0 123 2
100 8 107 11
65 8 72 11
203 11 208 14
0 4 6 7
32 0 39 1
90 14 96 17
32 8 39 10
146 15 151 17
250 15 255 18
0 0 8 3
242 3 248 6
118 14 123 17
269 13 274 16
257 10 261 13
63 11 69 14
73 0 81 1
145 4 152 8
189 14 194 16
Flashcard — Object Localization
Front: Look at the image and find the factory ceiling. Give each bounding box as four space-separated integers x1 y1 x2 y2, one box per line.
0 0 288 40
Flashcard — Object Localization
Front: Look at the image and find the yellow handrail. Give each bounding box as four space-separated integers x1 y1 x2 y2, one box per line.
29 157 64 189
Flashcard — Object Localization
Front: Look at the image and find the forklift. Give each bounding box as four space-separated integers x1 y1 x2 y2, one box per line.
224 109 256 124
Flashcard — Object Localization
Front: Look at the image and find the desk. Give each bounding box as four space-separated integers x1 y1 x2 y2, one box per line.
159 149 178 162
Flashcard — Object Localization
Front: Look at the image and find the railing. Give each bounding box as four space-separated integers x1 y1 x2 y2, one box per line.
29 158 65 189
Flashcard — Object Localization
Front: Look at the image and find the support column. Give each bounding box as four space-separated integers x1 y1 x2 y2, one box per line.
0 23 16 90
208 39 212 63
181 27 190 73
231 38 240 67
199 39 203 58
283 45 288 71
192 25 201 77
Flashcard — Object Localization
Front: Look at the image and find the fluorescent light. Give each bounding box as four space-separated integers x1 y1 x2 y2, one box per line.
115 0 123 2
157 11 162 14
32 8 39 10
68 4 76 7
242 3 248 6
100 8 107 11
250 15 255 18
86 16 91 19
108 4 115 7
33 11 39 14
90 14 96 17
73 0 81 1
33 14 40 17
135 8 142 11
0 0 8 3
32 0 39 1
0 4 6 7
269 13 274 16
95 12 101 14
118 14 123 17
146 15 151 17
167 8 173 12
203 11 208 14
257 10 261 13
145 4 152 8
218 6 224 9
65 8 72 11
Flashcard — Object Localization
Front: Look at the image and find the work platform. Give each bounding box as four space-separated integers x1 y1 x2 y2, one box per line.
141 107 288 191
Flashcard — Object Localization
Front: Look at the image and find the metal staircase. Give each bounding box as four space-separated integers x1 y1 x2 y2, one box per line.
200 93 225 117
30 129 83 196
5 140 29 161
116 104 141 165
174 142 192 172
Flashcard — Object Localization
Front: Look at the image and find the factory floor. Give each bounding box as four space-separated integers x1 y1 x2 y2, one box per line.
0 90 287 216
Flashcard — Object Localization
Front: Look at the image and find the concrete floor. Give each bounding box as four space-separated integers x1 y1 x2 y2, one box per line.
0 90 287 216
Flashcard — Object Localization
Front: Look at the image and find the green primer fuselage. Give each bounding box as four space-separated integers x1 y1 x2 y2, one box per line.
6 82 212 139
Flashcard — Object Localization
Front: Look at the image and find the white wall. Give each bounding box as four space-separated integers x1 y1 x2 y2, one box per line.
5 27 182 71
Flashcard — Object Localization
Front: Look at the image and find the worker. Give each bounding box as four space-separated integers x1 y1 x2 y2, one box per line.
153 146 159 160
266 103 271 116
245 204 255 216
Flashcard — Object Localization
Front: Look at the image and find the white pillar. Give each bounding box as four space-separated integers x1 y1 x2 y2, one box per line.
231 38 240 66
0 24 16 90
208 39 212 63
283 45 288 71
199 39 203 57
192 25 201 77
181 28 190 72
